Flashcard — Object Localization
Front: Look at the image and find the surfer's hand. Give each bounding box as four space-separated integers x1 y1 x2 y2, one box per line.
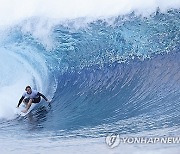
16 106 19 108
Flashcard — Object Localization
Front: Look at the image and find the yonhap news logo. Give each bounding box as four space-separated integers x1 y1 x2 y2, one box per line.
105 133 180 148
105 133 120 148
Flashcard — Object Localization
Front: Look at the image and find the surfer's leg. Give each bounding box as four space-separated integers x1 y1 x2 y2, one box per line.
22 99 33 113
23 98 29 107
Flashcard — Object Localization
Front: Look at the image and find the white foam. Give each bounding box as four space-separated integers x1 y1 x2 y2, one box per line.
0 46 49 119
0 0 180 26
0 0 179 50
0 0 179 48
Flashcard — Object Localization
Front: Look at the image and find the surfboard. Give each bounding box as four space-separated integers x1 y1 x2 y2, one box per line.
15 103 36 116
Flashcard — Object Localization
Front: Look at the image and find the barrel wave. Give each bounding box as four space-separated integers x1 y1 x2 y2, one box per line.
0 8 180 154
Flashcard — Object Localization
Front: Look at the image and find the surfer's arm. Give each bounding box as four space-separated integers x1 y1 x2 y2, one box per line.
17 96 25 107
37 92 48 101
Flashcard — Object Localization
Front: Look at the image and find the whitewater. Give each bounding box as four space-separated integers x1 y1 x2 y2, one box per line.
0 0 180 154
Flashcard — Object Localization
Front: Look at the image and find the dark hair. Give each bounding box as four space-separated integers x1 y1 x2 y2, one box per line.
25 86 31 91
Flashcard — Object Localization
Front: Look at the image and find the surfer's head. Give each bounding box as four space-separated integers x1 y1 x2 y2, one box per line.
25 86 32 94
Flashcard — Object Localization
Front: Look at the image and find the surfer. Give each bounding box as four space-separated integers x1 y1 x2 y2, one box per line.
17 86 49 113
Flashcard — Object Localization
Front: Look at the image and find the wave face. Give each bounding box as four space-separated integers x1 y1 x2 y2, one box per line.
0 5 180 153
37 10 180 132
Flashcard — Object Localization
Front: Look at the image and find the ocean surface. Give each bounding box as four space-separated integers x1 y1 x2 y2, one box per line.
0 1 180 154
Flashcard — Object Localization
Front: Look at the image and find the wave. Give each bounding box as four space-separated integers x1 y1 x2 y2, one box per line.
0 8 179 138
41 51 180 133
